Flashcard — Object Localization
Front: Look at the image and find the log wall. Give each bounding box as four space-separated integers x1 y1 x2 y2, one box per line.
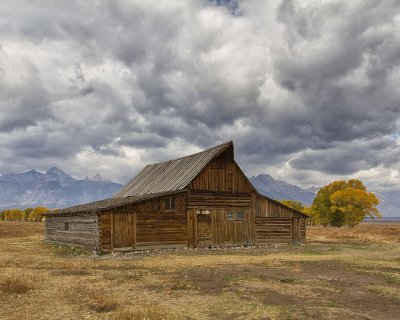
45 214 98 249
255 217 293 244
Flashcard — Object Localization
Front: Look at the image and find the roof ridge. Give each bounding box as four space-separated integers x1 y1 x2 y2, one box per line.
145 140 233 167
113 140 234 198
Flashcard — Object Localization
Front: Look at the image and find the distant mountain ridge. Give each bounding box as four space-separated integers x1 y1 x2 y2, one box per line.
250 174 400 218
0 167 122 210
0 168 398 217
249 174 317 205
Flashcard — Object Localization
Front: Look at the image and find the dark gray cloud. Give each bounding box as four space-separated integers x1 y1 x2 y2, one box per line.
0 0 399 190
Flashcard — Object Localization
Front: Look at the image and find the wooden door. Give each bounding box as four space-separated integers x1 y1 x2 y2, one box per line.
112 213 135 249
197 214 212 248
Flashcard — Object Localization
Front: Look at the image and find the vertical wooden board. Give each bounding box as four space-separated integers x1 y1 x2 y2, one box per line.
112 212 135 248
187 210 196 248
197 214 212 248
98 213 112 250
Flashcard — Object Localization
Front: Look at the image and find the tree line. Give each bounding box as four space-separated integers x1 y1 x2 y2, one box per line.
281 179 381 227
0 207 50 222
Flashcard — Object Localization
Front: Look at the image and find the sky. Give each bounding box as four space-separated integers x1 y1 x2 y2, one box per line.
0 0 399 190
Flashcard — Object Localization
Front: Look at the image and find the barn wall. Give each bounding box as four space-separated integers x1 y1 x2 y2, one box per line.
187 190 255 248
188 190 252 210
254 217 293 244
98 192 188 251
136 212 187 249
190 146 254 193
45 214 98 249
187 208 255 248
253 195 307 244
253 194 305 218
211 209 255 247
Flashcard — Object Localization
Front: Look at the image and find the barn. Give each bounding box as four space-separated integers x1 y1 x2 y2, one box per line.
43 141 308 251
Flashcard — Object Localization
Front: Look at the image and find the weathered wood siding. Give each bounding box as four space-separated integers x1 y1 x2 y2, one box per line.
136 212 187 249
255 217 293 244
253 194 304 218
190 146 254 193
253 195 307 244
187 209 255 248
188 190 252 210
98 192 188 251
45 214 98 249
187 189 255 248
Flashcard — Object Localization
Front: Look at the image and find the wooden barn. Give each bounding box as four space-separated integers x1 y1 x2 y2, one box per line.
43 141 308 251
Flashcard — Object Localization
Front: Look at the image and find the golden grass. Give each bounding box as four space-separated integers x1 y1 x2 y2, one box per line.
0 275 34 294
308 222 400 244
0 221 43 238
0 221 399 320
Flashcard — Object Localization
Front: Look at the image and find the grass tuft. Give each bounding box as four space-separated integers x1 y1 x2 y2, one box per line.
0 275 33 294
112 305 175 320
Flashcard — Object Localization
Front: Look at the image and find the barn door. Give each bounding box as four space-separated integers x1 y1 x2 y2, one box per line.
112 213 135 249
197 214 212 248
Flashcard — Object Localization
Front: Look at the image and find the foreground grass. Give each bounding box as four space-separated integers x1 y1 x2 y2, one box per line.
0 222 399 319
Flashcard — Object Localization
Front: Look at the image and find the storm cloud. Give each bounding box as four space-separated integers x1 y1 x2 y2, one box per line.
0 0 399 190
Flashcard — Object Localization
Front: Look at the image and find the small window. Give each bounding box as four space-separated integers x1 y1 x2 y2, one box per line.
165 197 176 211
64 222 69 230
236 212 245 220
227 212 234 220
197 209 210 215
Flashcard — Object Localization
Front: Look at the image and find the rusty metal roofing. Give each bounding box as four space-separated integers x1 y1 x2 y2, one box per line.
113 141 233 198
44 191 184 215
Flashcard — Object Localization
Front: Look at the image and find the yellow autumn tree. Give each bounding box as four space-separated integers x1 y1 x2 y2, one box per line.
312 179 380 227
3 209 25 221
28 207 48 222
330 187 381 227
281 200 305 212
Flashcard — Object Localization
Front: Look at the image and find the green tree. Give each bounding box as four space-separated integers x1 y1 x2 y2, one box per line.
312 179 380 227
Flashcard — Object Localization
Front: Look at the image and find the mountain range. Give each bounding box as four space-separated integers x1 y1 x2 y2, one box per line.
0 167 122 210
0 168 398 217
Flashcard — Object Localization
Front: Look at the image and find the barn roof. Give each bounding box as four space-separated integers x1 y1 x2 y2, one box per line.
113 141 233 198
43 191 184 216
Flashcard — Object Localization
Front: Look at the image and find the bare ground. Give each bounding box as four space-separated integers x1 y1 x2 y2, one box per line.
0 221 399 319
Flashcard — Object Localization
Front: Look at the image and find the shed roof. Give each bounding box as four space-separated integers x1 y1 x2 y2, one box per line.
43 191 184 216
113 141 233 198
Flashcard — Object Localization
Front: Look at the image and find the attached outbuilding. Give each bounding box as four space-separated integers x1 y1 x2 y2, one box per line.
43 141 308 251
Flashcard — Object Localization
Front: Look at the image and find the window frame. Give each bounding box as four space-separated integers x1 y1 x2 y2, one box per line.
164 196 176 211
235 212 245 221
226 211 245 221
227 212 234 220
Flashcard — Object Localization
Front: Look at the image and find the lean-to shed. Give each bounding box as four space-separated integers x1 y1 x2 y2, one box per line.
43 141 308 251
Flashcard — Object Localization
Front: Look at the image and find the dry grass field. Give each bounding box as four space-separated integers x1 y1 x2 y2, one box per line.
0 221 399 320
